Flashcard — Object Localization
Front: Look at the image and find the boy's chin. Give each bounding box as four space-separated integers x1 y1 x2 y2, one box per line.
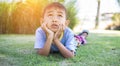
51 29 58 33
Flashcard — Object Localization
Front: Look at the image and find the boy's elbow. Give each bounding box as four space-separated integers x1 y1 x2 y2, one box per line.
64 53 74 58
37 50 49 56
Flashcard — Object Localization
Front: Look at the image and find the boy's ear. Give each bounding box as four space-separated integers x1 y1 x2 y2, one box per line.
65 20 70 26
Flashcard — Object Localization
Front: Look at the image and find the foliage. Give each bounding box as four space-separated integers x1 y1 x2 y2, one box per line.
112 13 120 25
106 13 120 30
0 2 10 34
64 0 79 29
112 13 120 30
0 0 78 34
10 0 48 34
0 31 120 66
0 0 48 34
118 0 120 6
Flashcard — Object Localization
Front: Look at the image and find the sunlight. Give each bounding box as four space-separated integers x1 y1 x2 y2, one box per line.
0 0 120 34
0 0 48 34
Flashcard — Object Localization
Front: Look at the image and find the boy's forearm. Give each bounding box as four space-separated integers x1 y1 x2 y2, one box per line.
54 39 74 58
37 35 53 56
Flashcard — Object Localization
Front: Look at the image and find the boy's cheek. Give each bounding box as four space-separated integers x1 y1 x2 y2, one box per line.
46 23 50 28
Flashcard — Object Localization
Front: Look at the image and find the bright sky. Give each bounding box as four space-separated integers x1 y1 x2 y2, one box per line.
76 0 120 19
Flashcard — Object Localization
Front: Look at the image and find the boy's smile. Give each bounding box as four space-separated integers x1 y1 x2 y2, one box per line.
43 7 67 32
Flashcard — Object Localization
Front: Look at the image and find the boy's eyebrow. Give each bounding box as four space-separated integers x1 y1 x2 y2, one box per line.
58 11 63 14
47 11 64 14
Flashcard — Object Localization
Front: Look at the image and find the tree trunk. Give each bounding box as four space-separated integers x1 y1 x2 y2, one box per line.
95 0 100 29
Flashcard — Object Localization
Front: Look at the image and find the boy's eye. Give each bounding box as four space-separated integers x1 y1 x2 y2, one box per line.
48 14 53 17
58 14 63 17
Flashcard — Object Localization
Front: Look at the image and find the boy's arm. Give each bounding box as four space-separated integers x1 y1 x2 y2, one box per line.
54 39 74 58
54 24 74 58
37 35 53 56
37 22 54 56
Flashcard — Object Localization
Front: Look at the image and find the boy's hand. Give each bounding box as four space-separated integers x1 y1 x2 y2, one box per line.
54 24 65 40
41 22 54 36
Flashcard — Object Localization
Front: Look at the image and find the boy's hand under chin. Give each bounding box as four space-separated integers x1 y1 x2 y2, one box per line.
54 24 66 41
41 22 54 37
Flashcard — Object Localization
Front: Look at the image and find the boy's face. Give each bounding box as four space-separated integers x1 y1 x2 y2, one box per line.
43 7 67 32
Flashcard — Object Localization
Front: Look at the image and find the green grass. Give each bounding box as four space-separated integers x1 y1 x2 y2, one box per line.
0 30 120 66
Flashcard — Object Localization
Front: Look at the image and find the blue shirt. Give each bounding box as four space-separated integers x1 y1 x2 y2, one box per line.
34 27 76 52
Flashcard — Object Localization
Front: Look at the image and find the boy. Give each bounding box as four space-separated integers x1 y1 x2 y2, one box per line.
34 2 76 58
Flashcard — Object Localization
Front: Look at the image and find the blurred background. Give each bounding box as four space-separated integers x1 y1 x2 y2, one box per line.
0 0 120 34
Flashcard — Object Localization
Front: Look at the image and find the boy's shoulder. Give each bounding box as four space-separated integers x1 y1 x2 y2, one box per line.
36 27 45 34
64 27 73 32
64 27 74 35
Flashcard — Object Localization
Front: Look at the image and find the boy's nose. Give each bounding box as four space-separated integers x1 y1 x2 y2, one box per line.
52 16 57 22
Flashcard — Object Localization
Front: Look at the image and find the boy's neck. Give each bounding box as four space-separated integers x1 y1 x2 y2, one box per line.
59 32 63 40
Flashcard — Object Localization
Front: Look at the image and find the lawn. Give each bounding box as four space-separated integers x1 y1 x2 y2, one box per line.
0 30 120 66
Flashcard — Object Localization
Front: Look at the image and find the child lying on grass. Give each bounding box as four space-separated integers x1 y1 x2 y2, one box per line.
34 2 76 58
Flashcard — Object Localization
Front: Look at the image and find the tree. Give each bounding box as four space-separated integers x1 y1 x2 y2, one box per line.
95 0 101 29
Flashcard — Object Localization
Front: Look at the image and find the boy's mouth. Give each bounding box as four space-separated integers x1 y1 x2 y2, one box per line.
51 24 58 28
